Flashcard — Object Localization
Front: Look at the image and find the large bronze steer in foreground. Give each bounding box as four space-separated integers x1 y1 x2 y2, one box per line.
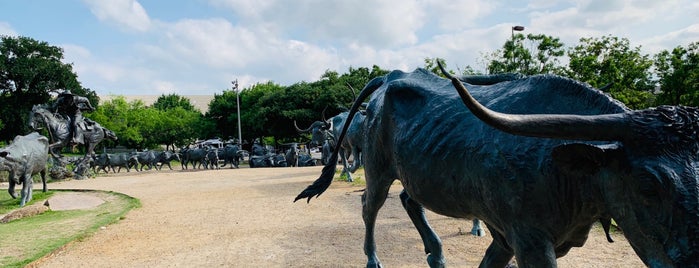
296 68 698 267
1 132 49 207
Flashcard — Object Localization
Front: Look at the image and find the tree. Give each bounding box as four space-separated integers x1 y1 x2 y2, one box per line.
159 107 201 149
424 57 480 78
204 66 389 148
566 35 654 109
0 35 98 141
206 89 246 141
89 96 138 149
654 42 699 106
153 93 197 112
150 94 202 149
486 34 565 75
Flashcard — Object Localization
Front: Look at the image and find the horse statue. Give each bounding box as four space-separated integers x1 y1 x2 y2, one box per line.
29 104 116 157
29 104 117 178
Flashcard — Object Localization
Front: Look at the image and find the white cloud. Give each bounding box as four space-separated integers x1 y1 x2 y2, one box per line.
60 0 699 96
424 0 499 31
62 44 125 84
211 0 427 47
82 0 151 32
0 22 17 36
643 24 699 54
208 0 276 18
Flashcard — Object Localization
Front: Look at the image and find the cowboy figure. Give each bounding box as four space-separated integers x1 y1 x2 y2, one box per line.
52 90 95 144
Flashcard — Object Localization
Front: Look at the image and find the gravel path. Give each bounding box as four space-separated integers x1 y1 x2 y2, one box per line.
29 166 644 267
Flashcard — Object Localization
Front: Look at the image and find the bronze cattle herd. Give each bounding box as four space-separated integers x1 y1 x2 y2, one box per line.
296 64 699 267
3 63 699 267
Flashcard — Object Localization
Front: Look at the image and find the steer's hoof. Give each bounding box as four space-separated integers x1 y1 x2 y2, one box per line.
366 261 383 268
427 254 446 268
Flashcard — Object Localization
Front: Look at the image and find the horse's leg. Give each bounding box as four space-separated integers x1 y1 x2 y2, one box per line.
48 142 65 158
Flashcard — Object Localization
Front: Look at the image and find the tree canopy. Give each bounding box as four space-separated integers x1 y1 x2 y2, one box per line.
0 35 98 142
486 33 566 75
654 42 699 106
566 35 655 109
202 66 389 147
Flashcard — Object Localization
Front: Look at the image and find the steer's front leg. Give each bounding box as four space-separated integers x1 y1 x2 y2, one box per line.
19 174 33 207
510 228 557 268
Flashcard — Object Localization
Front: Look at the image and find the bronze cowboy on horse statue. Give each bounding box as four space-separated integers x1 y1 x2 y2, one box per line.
52 90 96 145
29 90 117 179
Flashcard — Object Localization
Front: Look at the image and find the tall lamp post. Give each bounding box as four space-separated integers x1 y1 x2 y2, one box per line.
232 79 242 145
510 25 525 72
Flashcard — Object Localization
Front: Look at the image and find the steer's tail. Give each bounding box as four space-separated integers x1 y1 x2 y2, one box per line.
294 77 384 203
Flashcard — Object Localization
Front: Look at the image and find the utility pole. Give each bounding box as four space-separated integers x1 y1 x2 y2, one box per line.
232 79 242 145
511 25 525 72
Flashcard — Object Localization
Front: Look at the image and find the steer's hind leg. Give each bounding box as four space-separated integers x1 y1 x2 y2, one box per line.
41 168 47 192
8 174 17 199
362 171 394 268
479 232 514 268
399 190 445 268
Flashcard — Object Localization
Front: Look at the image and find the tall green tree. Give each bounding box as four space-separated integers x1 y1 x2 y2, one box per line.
89 96 156 150
152 94 202 150
566 35 654 109
654 42 699 106
0 35 98 141
152 93 197 112
487 34 565 75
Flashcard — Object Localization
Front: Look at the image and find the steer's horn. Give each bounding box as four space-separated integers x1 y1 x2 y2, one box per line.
346 83 357 101
437 61 629 141
295 120 323 133
321 105 329 122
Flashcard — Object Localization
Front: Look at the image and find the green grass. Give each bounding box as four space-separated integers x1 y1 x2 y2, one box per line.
0 191 55 215
336 167 366 186
0 190 140 268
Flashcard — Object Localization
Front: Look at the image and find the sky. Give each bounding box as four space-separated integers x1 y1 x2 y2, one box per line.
1 0 698 96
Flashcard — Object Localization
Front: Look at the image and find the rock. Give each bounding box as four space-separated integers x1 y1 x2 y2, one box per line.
0 200 50 223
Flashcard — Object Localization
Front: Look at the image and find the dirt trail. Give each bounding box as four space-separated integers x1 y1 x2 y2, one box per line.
31 166 643 267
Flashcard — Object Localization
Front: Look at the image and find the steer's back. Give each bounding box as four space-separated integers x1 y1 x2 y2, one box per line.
366 69 627 218
3 132 49 172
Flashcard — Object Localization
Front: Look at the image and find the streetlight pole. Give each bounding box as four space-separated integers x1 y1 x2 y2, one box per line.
232 79 242 145
510 25 525 72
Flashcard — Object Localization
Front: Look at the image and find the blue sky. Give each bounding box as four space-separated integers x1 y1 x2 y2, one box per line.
2 0 698 96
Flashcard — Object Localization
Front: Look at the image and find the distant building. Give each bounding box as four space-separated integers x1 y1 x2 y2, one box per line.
98 95 215 113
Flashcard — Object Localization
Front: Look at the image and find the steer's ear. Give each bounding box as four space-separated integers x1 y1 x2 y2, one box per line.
552 143 623 175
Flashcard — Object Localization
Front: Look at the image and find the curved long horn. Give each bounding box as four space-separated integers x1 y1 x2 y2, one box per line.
295 120 323 133
437 62 629 141
321 106 328 122
346 83 357 101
